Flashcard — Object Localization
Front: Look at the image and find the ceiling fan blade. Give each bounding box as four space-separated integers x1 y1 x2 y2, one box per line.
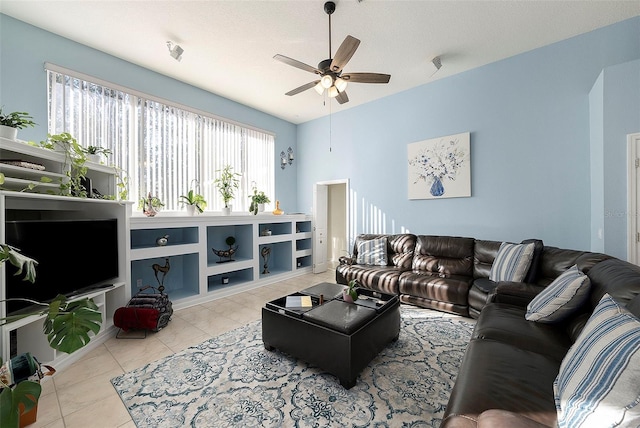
335 90 349 104
274 54 321 75
342 72 391 84
285 80 320 96
330 35 360 73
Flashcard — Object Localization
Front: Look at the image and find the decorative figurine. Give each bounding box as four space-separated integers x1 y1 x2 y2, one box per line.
212 236 238 263
156 235 169 246
151 258 170 292
272 200 283 215
261 246 271 274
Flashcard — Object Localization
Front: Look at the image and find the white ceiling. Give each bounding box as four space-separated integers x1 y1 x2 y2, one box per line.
1 1 639 124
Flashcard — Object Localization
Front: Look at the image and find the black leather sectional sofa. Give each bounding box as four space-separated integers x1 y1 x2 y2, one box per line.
336 233 640 427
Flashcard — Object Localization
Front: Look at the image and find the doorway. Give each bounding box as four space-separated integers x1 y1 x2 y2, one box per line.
313 179 349 273
627 132 640 265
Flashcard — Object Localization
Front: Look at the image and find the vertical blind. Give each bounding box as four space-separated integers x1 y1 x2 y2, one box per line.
46 65 275 212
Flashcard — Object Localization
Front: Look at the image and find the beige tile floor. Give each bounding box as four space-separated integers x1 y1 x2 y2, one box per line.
30 270 337 428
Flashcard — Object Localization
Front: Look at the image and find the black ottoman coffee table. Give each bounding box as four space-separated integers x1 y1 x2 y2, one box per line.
262 282 400 388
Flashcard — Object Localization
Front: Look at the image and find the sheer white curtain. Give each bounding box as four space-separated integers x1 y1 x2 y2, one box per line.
46 65 275 212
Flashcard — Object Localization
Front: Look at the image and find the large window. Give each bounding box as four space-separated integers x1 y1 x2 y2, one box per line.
46 64 275 212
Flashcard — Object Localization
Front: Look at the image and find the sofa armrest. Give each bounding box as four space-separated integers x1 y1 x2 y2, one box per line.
488 282 545 307
338 255 355 265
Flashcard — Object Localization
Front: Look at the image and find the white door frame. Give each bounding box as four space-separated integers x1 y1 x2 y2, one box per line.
313 179 350 270
627 132 640 265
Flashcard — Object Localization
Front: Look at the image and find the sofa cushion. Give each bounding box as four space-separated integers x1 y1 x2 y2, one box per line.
521 239 544 283
472 303 572 362
442 338 561 427
412 235 475 276
355 237 388 266
489 242 535 282
587 257 640 310
554 294 640 427
473 239 502 278
398 271 472 306
351 233 416 269
525 265 590 323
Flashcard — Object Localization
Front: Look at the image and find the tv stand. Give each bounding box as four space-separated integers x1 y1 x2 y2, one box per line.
1 136 132 369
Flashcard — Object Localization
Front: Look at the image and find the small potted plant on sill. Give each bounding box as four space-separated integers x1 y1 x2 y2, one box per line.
214 165 241 215
0 244 102 428
0 108 36 141
248 183 270 215
83 146 111 163
139 193 164 217
179 189 207 215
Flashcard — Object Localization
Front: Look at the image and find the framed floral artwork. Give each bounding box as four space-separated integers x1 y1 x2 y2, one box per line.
407 132 471 199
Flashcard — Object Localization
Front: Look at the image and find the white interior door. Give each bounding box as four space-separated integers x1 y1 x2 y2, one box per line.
313 183 328 273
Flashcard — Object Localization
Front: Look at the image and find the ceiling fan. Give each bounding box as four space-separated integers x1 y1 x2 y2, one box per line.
274 1 391 105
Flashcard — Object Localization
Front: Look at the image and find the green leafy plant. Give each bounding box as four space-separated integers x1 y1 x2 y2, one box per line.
179 189 207 213
83 145 111 159
0 244 102 428
139 194 164 216
214 165 241 208
346 279 360 301
39 133 88 197
0 108 36 129
248 183 270 215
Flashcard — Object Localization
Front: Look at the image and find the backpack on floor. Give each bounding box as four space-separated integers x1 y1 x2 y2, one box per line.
114 286 173 334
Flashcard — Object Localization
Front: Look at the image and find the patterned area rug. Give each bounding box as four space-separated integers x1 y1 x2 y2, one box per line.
111 308 474 427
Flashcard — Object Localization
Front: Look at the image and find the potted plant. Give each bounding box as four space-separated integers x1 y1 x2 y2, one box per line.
0 244 102 428
214 165 241 215
248 184 270 215
343 279 359 303
83 146 111 163
38 133 88 197
0 108 36 140
139 193 164 217
179 189 207 215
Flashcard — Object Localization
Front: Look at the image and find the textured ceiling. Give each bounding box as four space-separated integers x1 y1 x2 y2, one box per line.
1 0 639 124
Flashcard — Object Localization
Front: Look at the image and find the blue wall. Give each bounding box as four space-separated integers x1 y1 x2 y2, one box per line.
2 14 640 257
297 17 640 255
0 14 298 211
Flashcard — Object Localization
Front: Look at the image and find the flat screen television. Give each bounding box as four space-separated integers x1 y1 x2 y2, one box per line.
4 218 119 315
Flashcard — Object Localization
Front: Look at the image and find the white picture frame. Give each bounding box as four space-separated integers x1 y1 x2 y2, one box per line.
407 132 471 200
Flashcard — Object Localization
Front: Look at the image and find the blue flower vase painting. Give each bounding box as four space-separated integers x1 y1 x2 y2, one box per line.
407 132 471 200
430 176 445 197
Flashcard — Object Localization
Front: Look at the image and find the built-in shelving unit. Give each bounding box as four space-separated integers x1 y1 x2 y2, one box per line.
0 136 313 371
0 137 131 369
129 214 313 308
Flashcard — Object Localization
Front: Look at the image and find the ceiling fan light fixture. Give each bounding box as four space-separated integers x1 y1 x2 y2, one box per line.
328 86 339 98
334 77 347 92
314 82 325 95
320 74 334 89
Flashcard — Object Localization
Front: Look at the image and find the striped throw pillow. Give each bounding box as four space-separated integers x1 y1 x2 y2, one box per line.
489 242 535 282
554 294 640 427
525 265 590 323
356 238 388 266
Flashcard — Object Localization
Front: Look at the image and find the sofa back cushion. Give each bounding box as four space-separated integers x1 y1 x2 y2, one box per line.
473 239 502 278
352 234 416 269
536 247 610 286
586 257 640 310
412 235 474 276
